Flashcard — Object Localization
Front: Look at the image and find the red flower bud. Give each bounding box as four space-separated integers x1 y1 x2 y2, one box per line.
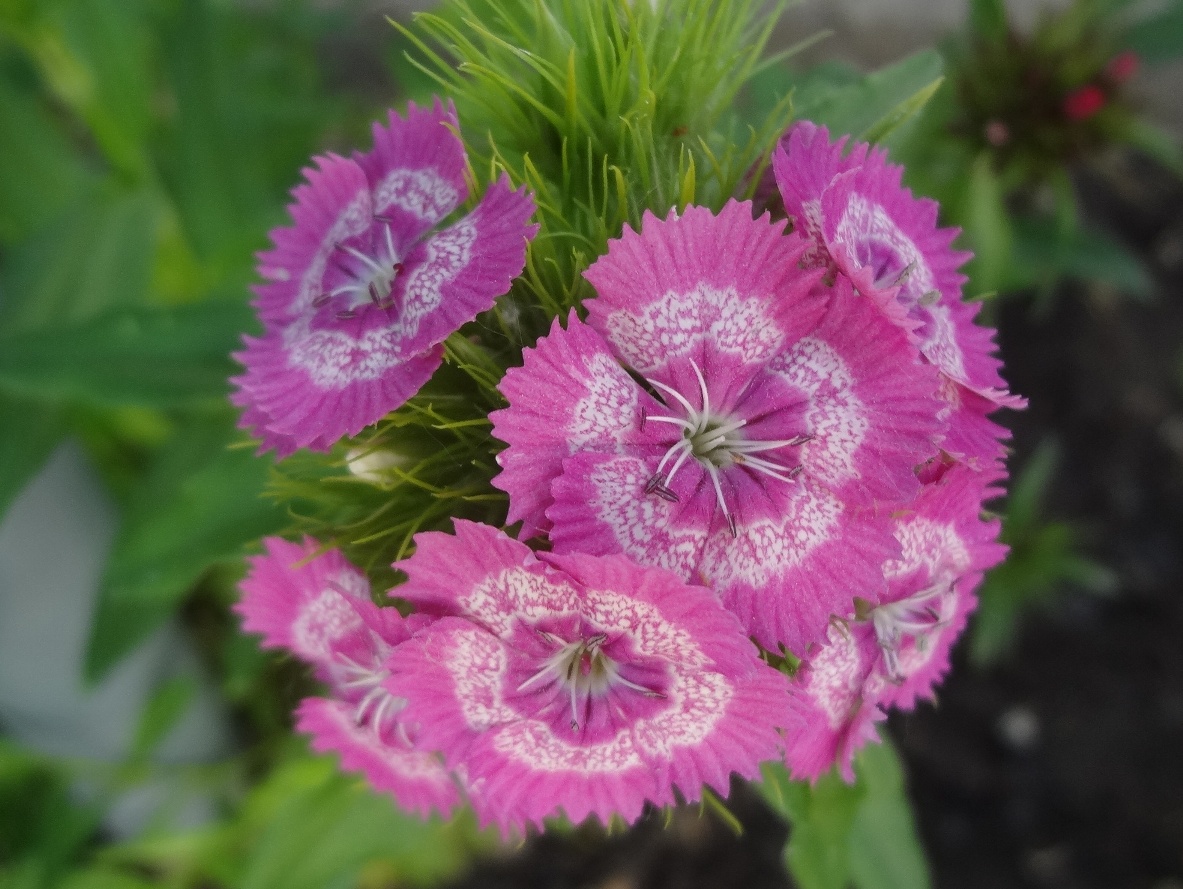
1063 84 1106 121
1105 51 1139 84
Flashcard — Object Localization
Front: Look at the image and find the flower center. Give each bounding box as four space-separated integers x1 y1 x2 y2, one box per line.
517 631 664 731
313 214 404 320
335 650 407 740
869 581 952 682
644 359 810 536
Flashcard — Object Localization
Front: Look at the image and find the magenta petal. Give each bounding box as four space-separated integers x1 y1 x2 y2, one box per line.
703 481 899 655
296 697 459 817
771 276 942 507
253 154 373 326
232 331 445 452
491 313 658 537
235 537 372 672
584 201 826 379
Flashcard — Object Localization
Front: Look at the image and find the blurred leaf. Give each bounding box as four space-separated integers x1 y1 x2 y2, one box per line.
1125 2 1183 64
1119 119 1183 179
793 49 944 144
57 870 156 889
0 393 65 522
130 676 197 762
959 152 1013 295
759 741 930 889
0 74 93 242
0 301 254 408
847 743 931 889
971 442 1116 664
1009 215 1153 299
233 756 480 889
28 0 153 178
0 185 158 333
968 0 1008 42
85 419 283 682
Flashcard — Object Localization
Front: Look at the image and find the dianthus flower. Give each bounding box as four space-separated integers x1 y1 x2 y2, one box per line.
236 537 458 816
232 99 537 456
492 201 942 654
783 465 1007 780
386 520 790 832
771 121 1023 467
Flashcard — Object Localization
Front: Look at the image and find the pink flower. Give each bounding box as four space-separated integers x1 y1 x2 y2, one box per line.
386 520 790 833
783 465 1007 780
232 99 538 456
491 201 942 654
236 537 459 817
1104 51 1139 85
771 121 1023 467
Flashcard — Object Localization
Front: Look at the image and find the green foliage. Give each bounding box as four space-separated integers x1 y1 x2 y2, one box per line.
1124 0 1183 64
759 740 931 889
0 302 254 408
971 442 1115 664
401 0 791 331
85 419 285 682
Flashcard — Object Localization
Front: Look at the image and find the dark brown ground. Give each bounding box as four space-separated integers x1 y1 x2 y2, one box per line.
443 152 1183 889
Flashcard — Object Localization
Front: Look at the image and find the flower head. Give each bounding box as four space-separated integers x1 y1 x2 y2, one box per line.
783 465 1007 780
386 520 790 833
492 201 942 654
772 121 1023 467
232 99 537 456
236 537 458 817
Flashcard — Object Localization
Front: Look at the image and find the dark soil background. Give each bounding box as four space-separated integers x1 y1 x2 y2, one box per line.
443 153 1183 889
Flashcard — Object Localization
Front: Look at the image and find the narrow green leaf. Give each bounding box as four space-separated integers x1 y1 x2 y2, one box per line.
0 184 158 333
85 419 283 682
1010 216 1154 299
959 152 1013 295
0 76 93 242
847 741 931 889
130 676 197 762
792 49 944 144
0 301 254 408
0 393 66 522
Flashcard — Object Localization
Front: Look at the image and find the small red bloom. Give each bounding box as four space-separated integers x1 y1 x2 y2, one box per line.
1105 51 1139 85
1063 84 1106 121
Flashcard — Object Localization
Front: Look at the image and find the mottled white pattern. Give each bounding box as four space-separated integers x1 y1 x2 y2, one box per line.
604 284 783 372
806 625 864 729
450 627 516 730
493 720 642 773
461 568 581 637
294 188 373 316
568 355 638 450
634 670 731 757
701 485 841 587
921 303 968 383
770 337 867 488
283 220 476 388
292 589 364 661
885 518 970 580
588 456 705 577
373 168 459 227
833 193 936 303
583 589 706 667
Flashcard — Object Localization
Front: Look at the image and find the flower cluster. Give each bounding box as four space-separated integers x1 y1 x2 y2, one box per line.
233 106 1016 831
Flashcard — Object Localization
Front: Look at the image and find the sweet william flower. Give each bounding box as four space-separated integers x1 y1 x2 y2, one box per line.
232 99 538 456
236 537 459 817
772 121 1023 467
386 520 790 833
492 201 943 654
783 465 1007 780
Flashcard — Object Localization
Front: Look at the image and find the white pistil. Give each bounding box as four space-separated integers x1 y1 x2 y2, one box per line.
516 632 664 731
336 652 405 737
870 583 950 682
323 216 403 313
644 358 811 535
